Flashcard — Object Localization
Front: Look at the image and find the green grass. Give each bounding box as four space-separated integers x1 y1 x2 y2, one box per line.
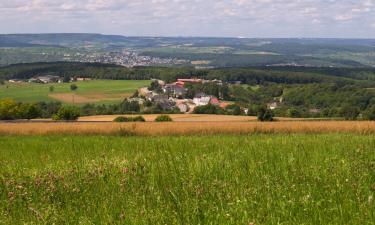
0 80 150 104
0 134 374 224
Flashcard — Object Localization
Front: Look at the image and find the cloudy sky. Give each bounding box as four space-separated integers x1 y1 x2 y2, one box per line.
1 0 375 38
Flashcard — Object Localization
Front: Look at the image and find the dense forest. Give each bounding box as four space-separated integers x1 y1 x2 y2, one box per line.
2 62 375 85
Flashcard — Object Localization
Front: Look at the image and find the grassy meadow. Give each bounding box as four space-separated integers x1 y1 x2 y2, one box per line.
0 134 374 224
0 80 149 104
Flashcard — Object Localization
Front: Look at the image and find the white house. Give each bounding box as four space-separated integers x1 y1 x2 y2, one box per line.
193 96 211 106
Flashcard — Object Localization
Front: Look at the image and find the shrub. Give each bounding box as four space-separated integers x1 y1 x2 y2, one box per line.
70 84 78 91
114 116 146 122
53 106 80 121
257 107 274 122
341 105 360 120
0 99 18 120
17 103 41 120
155 115 173 122
113 116 131 122
194 104 223 114
363 106 375 121
132 116 146 122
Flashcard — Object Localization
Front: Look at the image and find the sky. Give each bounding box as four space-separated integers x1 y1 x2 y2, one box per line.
1 0 375 38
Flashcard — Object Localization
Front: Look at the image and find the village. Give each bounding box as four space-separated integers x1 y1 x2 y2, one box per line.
7 75 282 115
132 78 248 114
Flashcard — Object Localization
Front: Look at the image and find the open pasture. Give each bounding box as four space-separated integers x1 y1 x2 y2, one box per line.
0 80 149 104
1 121 375 136
0 134 374 224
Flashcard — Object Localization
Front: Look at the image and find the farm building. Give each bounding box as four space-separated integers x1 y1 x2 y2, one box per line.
29 75 60 84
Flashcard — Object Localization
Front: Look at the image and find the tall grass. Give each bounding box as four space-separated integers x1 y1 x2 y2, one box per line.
1 121 375 136
0 134 374 224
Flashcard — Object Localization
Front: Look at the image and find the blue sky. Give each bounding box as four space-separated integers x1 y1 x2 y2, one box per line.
1 0 375 38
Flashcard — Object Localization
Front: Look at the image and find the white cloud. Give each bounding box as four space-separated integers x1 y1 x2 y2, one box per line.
0 0 374 37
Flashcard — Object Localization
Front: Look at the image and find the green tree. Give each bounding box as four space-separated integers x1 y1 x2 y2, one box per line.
70 84 78 105
0 79 5 85
149 80 162 93
257 107 274 122
52 106 80 121
341 105 360 120
0 99 19 120
70 84 78 91
194 104 223 114
17 103 41 120
363 105 375 121
287 108 302 118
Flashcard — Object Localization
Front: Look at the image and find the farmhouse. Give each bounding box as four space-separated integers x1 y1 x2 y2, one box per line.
153 95 175 111
176 102 189 113
127 97 145 105
77 77 92 81
193 94 221 106
8 79 23 83
177 78 203 87
193 96 211 106
29 75 60 84
268 102 278 110
163 84 187 98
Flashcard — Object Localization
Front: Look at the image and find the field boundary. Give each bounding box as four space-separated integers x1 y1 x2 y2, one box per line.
1 121 375 136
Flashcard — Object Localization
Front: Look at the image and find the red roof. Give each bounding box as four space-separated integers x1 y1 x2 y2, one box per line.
219 102 230 109
177 79 202 83
210 97 220 105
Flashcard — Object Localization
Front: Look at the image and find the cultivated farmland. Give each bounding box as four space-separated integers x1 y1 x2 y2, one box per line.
1 121 375 136
0 134 374 224
0 80 149 104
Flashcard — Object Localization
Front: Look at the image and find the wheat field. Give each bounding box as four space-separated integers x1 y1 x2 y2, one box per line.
78 114 259 122
1 121 375 136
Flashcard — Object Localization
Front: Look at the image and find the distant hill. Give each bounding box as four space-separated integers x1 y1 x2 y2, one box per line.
1 34 375 67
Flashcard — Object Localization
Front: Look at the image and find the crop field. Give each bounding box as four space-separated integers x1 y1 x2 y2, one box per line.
1 121 375 136
0 134 374 224
79 114 258 122
0 80 149 104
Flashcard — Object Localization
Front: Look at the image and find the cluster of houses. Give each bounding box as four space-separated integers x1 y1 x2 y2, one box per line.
9 76 92 84
135 78 229 113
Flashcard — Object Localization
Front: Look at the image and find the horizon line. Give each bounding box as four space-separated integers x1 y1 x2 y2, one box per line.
1 32 375 40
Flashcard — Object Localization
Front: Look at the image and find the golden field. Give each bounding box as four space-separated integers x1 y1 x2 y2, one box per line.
1 121 375 136
79 114 258 122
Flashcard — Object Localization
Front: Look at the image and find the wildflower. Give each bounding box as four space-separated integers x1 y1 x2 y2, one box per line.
8 192 15 202
122 167 129 174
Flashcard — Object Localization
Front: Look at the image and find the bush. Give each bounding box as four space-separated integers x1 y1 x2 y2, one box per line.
194 104 223 114
17 103 41 120
132 116 146 122
257 107 274 122
113 116 131 122
155 115 173 122
341 105 360 120
113 116 146 122
53 106 80 121
363 106 375 121
0 99 19 120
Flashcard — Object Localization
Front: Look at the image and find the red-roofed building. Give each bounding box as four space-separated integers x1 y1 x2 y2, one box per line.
210 96 220 105
177 79 203 87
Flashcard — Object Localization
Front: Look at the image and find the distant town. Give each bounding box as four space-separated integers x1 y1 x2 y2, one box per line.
64 50 186 67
